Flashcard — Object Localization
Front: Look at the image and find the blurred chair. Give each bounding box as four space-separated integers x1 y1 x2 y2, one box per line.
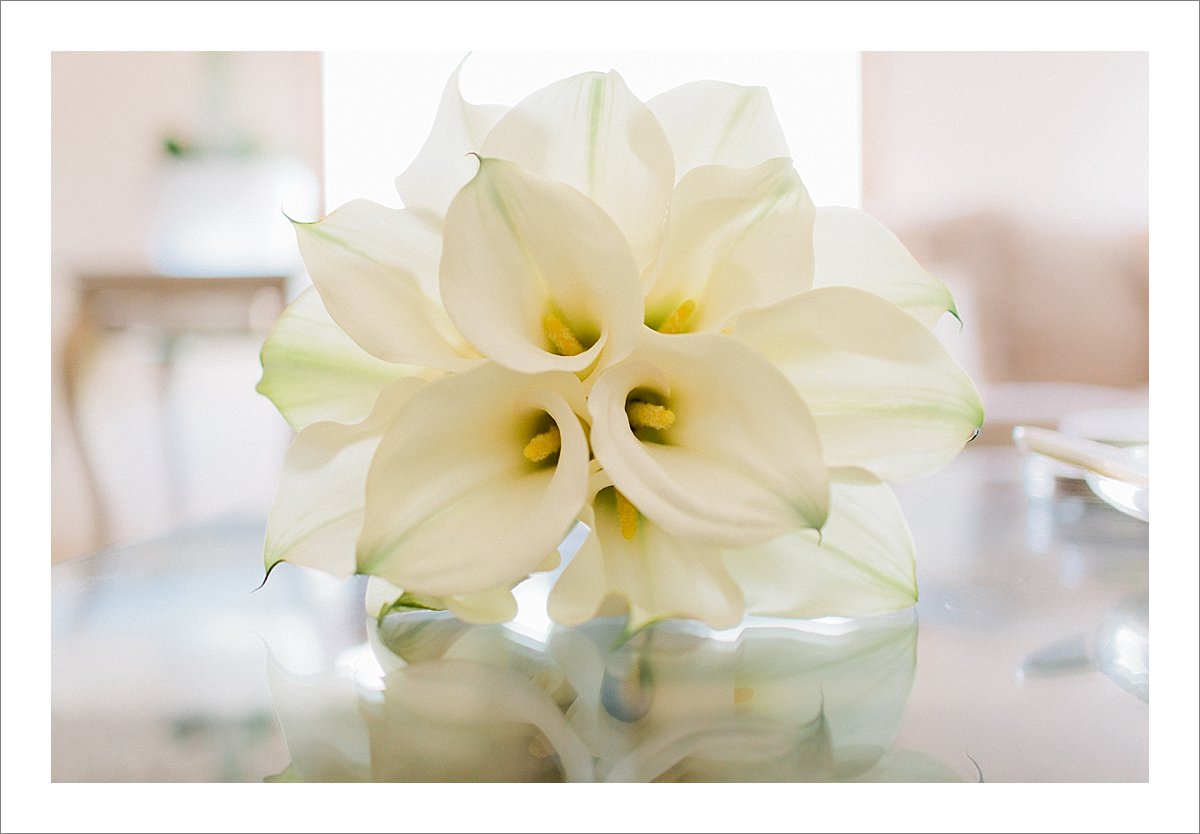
901 212 1148 385
894 212 1149 443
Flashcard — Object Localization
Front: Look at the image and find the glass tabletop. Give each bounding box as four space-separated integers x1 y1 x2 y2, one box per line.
50 446 1148 782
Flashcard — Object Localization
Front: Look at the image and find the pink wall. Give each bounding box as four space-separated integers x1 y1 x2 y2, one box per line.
51 52 323 282
863 51 1148 235
51 52 324 561
862 52 1149 386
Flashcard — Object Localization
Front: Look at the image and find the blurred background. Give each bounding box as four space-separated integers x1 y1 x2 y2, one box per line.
50 51 1148 564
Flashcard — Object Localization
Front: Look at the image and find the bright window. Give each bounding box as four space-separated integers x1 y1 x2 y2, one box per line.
322 51 861 214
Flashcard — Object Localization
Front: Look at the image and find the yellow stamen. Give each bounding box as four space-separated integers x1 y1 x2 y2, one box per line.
528 733 555 759
656 299 696 334
733 686 754 705
543 312 584 356
626 400 676 431
523 425 561 463
615 489 638 540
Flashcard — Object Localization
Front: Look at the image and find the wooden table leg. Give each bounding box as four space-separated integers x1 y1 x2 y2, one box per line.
60 315 112 550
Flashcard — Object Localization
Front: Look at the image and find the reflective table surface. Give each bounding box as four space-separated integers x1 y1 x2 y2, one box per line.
51 446 1149 782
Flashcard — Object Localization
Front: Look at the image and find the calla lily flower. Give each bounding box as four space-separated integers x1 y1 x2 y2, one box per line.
587 329 829 547
548 473 748 633
292 199 480 372
257 286 426 430
723 467 920 619
473 71 815 336
810 206 959 329
263 376 426 580
549 329 829 631
549 467 919 631
730 286 984 482
642 77 957 333
646 80 791 178
263 375 524 625
641 156 815 333
357 361 590 598
439 157 644 376
482 70 675 269
395 60 509 230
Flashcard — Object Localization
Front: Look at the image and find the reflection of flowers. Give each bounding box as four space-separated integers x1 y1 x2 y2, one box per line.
268 619 592 782
258 63 983 630
267 613 963 782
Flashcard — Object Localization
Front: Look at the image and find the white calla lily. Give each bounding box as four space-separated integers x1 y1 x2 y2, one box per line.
395 59 509 229
294 199 479 370
731 287 984 481
548 475 747 632
551 468 916 632
811 206 958 328
264 377 426 579
647 80 790 178
587 330 829 548
357 362 590 597
723 467 918 619
642 157 815 332
257 287 424 429
439 157 644 375
482 70 674 268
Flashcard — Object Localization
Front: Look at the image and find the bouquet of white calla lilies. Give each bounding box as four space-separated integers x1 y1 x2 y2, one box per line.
258 63 983 632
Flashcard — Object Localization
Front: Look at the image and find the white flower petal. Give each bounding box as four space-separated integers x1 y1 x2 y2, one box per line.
264 378 426 577
482 71 674 267
257 287 422 429
549 485 746 631
647 80 790 178
445 587 519 625
546 503 609 627
358 363 589 596
395 60 509 227
365 576 407 618
295 199 478 369
588 331 829 547
812 207 958 328
732 287 984 481
644 159 815 331
440 158 643 374
723 468 917 619
365 576 517 626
